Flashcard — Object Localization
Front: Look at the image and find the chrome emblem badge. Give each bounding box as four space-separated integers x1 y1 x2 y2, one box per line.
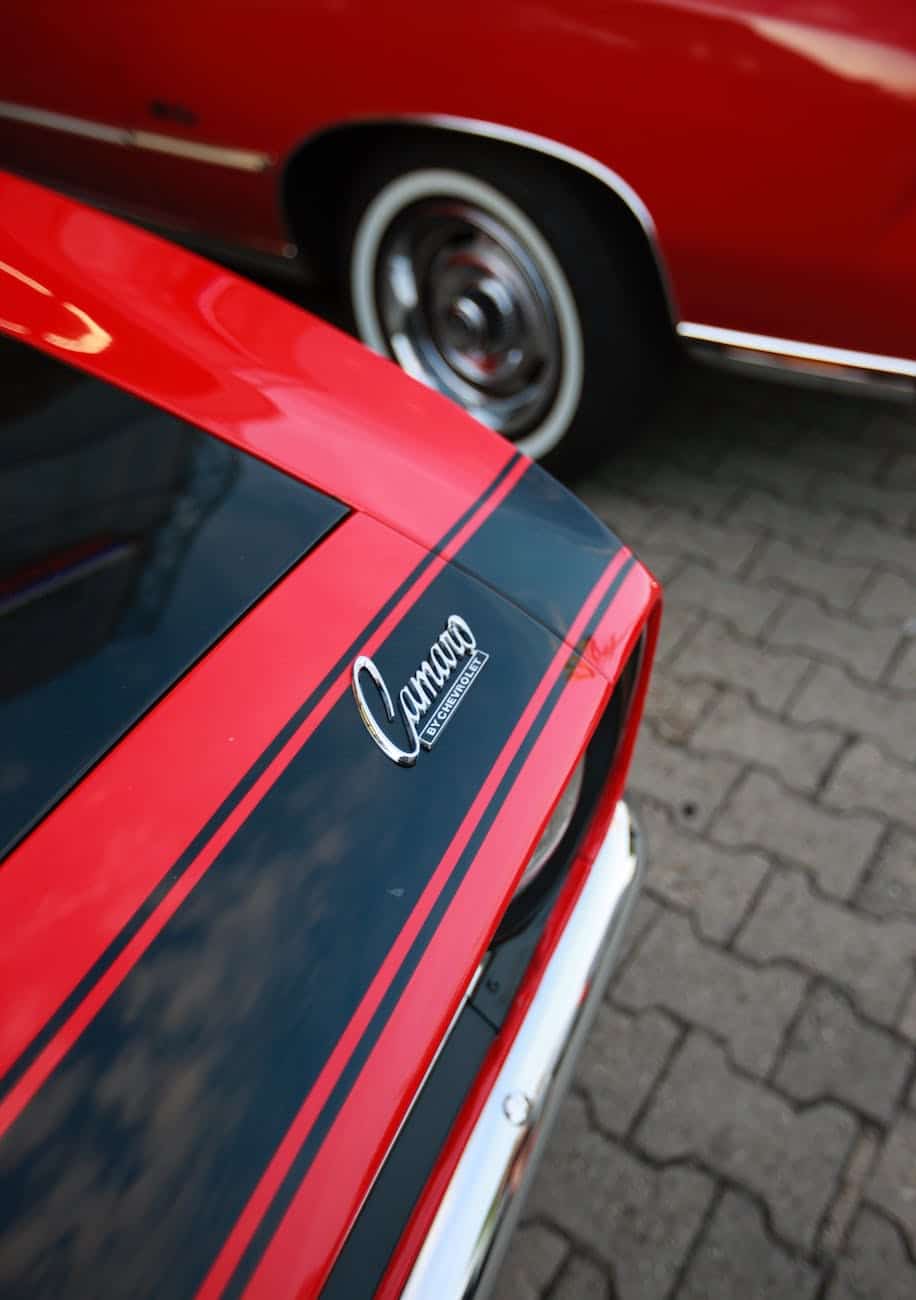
352 614 489 766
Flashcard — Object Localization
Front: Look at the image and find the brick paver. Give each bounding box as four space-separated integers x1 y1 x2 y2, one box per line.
747 537 870 611
615 911 806 1075
638 801 768 943
823 741 916 831
888 639 916 689
828 1210 916 1300
765 595 899 679
690 688 842 793
678 1190 821 1300
713 771 881 898
527 1093 715 1300
857 827 916 920
478 365 916 1299
774 986 911 1123
737 869 916 1025
669 617 811 712
790 662 916 764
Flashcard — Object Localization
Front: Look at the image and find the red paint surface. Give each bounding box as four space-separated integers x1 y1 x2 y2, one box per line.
0 176 662 1296
1 2 914 359
0 172 513 557
237 561 659 1300
378 574 662 1299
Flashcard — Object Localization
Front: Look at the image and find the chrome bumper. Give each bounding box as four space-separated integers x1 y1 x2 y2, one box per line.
401 798 644 1300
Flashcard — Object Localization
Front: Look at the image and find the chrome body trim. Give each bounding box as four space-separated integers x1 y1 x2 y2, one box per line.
679 321 916 397
0 100 273 173
401 798 643 1300
298 114 678 321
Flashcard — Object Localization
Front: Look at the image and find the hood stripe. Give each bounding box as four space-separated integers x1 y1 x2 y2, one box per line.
0 451 524 1124
0 457 630 1300
212 554 637 1300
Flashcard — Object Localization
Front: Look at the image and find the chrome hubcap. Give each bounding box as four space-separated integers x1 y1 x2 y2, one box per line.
375 201 561 438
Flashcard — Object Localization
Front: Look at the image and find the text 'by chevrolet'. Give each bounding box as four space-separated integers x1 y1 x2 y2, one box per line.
0 173 660 1299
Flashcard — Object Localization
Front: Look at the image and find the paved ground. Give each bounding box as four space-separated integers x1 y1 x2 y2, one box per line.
491 364 916 1299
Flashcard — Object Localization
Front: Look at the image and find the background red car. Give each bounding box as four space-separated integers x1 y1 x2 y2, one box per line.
1 2 914 463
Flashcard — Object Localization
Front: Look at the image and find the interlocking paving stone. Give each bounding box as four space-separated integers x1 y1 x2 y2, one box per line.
823 741 916 832
691 688 842 793
678 1189 821 1300
766 595 898 680
615 910 806 1076
898 984 916 1042
630 728 742 832
858 569 916 625
820 1129 882 1257
492 1223 567 1300
737 870 916 1026
614 463 740 520
832 519 916 578
666 563 784 638
643 676 718 745
792 430 892 479
867 1113 916 1257
713 770 882 899
748 537 870 611
790 663 916 764
856 828 916 921
528 1094 715 1300
668 618 812 713
774 986 911 1123
716 447 817 502
828 1208 916 1300
638 802 769 943
888 639 916 690
729 489 844 550
637 1033 857 1249
810 472 916 527
634 508 760 577
578 1006 679 1137
553 1255 611 1300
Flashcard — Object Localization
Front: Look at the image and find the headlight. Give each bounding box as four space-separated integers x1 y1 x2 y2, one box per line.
515 756 585 896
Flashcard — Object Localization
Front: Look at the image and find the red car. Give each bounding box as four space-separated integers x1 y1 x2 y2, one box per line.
1 1 913 469
0 174 659 1298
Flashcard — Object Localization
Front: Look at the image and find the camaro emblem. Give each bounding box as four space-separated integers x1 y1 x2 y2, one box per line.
352 614 489 766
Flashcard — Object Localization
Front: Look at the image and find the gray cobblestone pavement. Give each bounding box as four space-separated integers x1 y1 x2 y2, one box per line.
494 364 916 1299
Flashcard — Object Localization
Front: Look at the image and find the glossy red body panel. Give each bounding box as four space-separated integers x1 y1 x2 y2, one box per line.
236 562 660 1300
0 177 661 1298
0 514 421 1121
379 575 663 1300
0 173 513 557
1 1 915 359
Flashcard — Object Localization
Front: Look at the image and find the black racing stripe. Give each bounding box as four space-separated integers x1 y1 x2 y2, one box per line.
0 452 522 1105
222 555 637 1297
453 460 626 641
0 464 621 1300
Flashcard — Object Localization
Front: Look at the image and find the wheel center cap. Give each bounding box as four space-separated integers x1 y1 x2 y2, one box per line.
446 294 490 353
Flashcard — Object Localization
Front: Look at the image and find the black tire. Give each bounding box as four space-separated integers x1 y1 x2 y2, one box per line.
341 135 669 476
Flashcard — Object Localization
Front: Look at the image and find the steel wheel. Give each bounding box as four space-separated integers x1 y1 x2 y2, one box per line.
349 169 585 461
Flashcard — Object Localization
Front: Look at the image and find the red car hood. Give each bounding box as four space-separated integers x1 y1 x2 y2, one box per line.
0 174 660 1298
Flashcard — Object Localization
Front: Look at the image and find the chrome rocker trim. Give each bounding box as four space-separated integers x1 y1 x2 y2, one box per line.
679 321 916 400
0 100 273 173
401 798 644 1300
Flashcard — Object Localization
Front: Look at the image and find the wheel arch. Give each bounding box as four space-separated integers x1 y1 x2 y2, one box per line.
280 115 679 328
